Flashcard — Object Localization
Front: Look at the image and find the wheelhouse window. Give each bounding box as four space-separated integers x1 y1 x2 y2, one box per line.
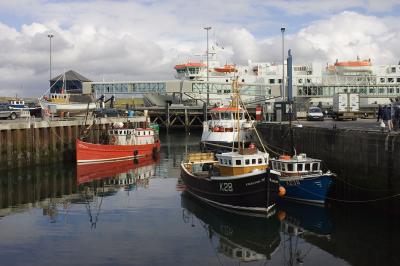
245 159 250 165
298 164 303 171
252 159 256 164
258 158 263 164
305 163 310 171
288 164 294 171
221 112 231 120
312 163 319 171
236 160 241 166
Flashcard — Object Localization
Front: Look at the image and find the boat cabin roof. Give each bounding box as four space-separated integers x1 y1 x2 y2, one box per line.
271 155 321 173
216 150 268 167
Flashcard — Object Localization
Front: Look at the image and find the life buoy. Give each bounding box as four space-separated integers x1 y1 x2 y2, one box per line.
110 135 117 143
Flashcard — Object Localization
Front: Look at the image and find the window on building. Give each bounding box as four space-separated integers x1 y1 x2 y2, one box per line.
380 78 385 83
269 79 275 84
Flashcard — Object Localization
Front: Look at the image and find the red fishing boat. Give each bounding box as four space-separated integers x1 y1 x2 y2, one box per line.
76 123 160 164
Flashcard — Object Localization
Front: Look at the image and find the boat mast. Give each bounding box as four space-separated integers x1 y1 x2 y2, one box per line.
287 49 295 156
234 77 241 150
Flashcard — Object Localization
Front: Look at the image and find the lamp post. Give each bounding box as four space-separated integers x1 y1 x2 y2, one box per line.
204 26 211 106
281 27 285 100
47 34 54 82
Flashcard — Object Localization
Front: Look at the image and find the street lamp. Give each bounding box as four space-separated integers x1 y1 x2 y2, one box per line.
204 26 211 106
47 34 54 82
281 27 285 100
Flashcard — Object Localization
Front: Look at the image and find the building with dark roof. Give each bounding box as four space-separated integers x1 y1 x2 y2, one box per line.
50 70 92 94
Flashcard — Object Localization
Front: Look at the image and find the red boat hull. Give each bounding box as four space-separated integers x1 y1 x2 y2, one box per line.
77 156 159 185
76 138 160 164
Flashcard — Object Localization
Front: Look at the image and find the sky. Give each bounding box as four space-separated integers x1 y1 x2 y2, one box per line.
0 0 400 96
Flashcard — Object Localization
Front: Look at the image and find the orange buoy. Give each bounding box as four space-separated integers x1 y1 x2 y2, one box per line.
278 186 286 197
213 127 220 132
249 143 255 149
277 210 286 221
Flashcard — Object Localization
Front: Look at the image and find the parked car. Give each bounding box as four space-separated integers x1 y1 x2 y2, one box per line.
307 107 324 121
0 104 20 120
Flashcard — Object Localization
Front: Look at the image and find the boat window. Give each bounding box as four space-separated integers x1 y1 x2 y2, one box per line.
224 159 227 164
236 160 241 166
298 164 303 171
305 163 310 171
245 159 250 165
288 164 293 171
258 158 263 164
221 112 231 120
312 163 319 171
228 160 232 165
252 159 256 164
220 159 223 164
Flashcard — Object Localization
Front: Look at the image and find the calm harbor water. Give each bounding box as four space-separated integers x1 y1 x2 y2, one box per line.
0 130 399 266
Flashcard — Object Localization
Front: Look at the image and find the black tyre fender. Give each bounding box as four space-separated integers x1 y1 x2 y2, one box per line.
10 112 17 120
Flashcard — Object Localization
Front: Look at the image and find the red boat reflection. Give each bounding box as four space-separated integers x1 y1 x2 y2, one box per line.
77 155 159 185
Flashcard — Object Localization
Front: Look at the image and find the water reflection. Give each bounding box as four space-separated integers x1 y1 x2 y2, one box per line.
181 192 281 263
76 157 159 229
278 201 332 265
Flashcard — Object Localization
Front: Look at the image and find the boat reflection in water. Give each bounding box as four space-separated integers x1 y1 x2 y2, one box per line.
181 192 281 263
277 201 332 265
76 157 158 228
77 156 159 190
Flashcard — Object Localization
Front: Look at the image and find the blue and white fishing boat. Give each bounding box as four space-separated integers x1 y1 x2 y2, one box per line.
270 153 333 204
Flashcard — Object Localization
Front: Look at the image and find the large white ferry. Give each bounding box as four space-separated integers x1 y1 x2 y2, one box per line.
84 48 400 110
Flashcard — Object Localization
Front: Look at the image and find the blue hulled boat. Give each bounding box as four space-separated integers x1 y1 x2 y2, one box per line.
270 153 333 205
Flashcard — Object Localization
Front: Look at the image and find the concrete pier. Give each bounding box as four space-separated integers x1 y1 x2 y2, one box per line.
0 117 146 170
256 122 400 209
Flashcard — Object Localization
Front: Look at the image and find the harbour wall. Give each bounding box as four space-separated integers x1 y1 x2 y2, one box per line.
256 122 400 210
0 117 146 170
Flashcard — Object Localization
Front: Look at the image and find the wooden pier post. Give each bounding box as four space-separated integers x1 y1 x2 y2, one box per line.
184 107 189 131
166 103 170 131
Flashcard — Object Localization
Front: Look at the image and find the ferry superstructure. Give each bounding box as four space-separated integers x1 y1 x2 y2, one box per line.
83 49 400 110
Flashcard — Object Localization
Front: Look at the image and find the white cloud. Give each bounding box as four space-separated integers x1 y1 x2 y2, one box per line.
0 2 399 96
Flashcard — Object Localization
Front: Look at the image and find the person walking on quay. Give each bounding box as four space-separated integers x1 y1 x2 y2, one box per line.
394 97 400 131
383 105 393 132
377 104 383 122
